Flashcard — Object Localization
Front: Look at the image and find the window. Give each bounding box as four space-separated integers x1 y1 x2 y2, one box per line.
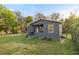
48 24 54 33
36 24 43 33
39 24 43 32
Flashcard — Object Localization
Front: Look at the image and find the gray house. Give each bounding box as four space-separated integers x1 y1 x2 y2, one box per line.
27 19 62 39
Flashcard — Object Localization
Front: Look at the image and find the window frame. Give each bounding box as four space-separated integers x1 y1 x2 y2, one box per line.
48 23 54 33
36 24 43 33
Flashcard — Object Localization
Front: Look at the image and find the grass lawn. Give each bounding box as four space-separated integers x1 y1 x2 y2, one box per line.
0 34 73 55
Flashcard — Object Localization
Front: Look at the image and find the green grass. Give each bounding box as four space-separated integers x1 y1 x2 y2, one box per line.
0 34 73 55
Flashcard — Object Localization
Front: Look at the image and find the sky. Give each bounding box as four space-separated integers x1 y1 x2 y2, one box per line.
4 4 79 18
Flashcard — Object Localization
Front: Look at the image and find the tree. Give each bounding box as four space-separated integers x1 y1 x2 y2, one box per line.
50 13 60 21
14 11 23 21
14 11 24 26
70 17 79 34
23 16 33 32
14 11 26 33
69 17 79 54
63 12 76 37
0 5 17 34
24 16 33 26
63 18 71 36
34 13 46 21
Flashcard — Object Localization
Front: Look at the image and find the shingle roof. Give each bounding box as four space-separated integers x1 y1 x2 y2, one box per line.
30 19 61 25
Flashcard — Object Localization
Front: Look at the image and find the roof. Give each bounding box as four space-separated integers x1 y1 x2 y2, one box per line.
30 19 61 25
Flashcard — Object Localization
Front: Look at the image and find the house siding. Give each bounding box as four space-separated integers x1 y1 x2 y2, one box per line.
27 20 62 39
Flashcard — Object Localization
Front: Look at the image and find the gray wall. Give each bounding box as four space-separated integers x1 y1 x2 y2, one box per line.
27 20 62 39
